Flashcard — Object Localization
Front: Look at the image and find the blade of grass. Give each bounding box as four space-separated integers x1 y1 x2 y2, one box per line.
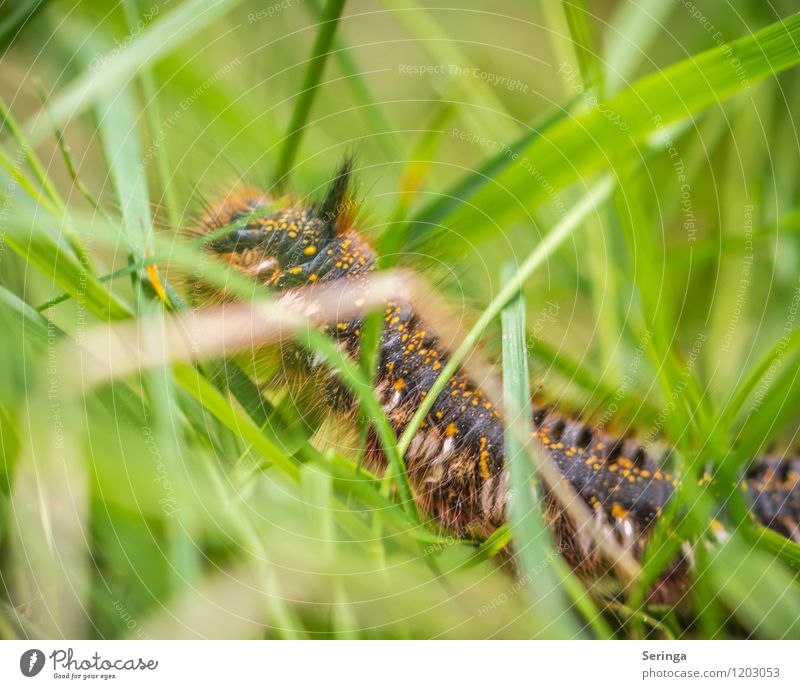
275 0 347 187
0 93 64 213
123 0 180 229
707 531 800 638
441 12 800 243
384 100 455 236
173 363 301 483
668 206 800 264
204 377 446 547
500 263 582 639
398 175 615 457
34 210 261 313
0 0 46 49
529 336 662 426
356 309 383 468
96 77 152 258
25 0 248 145
603 0 677 94
1 208 131 320
93 53 175 308
301 327 416 520
613 167 715 447
306 0 402 161
729 348 800 462
748 526 800 572
35 81 114 224
718 329 800 437
11 390 89 637
560 0 604 92
556 0 625 375
141 318 202 592
399 95 580 252
379 0 518 144
0 147 56 212
1 93 89 262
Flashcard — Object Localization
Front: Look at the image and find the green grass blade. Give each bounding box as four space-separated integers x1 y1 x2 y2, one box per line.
718 329 800 437
301 327 416 520
1 209 131 320
306 0 402 160
0 92 64 212
0 0 45 49
25 0 247 145
560 0 604 91
398 175 615 456
500 263 583 639
603 0 677 94
173 363 301 483
707 532 800 639
379 0 516 144
96 81 153 256
447 12 800 238
122 0 180 229
400 97 580 250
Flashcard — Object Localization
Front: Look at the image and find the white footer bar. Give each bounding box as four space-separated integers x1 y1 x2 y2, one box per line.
1 640 798 687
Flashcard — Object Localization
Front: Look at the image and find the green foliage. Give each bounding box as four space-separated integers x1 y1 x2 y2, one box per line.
1 0 799 639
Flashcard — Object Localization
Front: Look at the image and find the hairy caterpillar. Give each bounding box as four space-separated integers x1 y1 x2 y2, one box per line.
190 160 800 595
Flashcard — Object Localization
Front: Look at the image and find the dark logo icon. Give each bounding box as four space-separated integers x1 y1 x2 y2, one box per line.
20 649 45 677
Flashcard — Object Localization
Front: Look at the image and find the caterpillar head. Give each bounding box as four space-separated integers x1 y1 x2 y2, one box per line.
197 159 376 291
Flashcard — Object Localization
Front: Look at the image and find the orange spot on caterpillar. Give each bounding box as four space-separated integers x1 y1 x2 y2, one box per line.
611 503 630 520
479 450 491 480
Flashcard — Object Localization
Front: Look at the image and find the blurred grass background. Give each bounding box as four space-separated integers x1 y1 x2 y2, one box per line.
1 0 800 639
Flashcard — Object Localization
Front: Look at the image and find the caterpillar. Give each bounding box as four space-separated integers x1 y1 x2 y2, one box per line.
191 160 800 597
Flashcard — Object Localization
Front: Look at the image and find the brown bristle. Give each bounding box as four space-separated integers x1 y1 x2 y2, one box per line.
316 157 359 237
334 192 359 236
